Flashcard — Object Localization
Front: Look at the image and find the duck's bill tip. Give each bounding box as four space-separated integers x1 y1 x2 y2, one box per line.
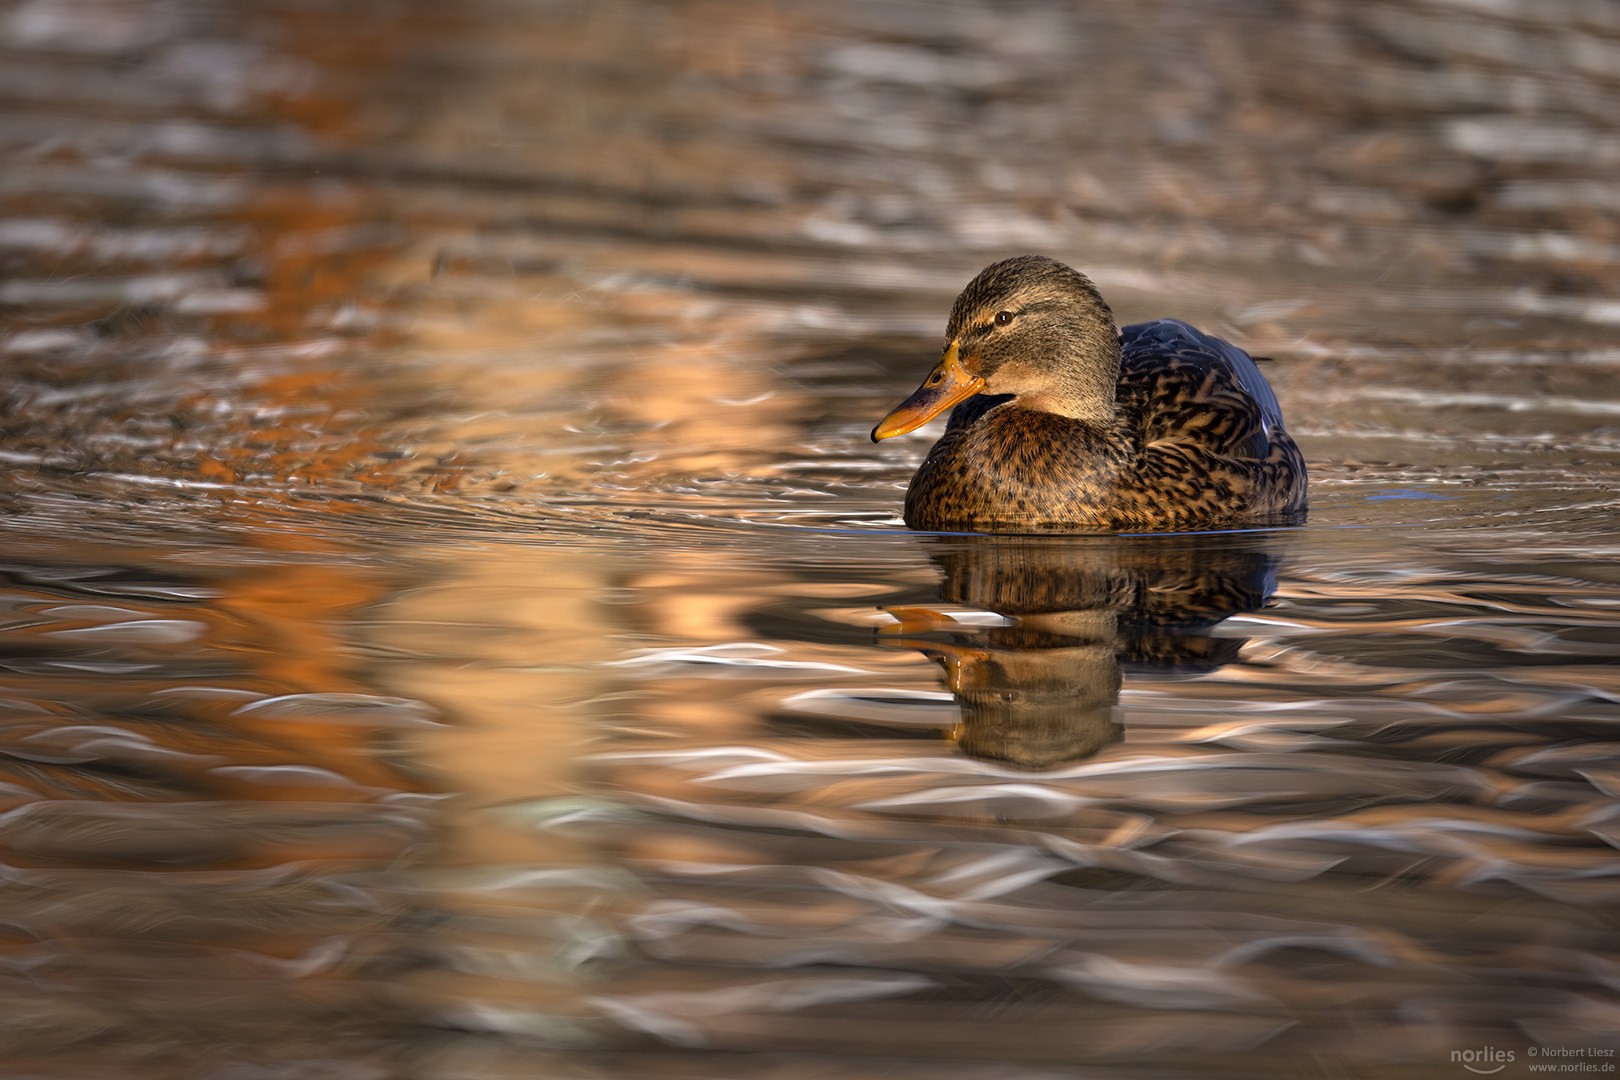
871 413 924 441
871 401 941 441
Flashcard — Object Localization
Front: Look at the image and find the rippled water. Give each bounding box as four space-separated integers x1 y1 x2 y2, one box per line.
3 0 1620 1076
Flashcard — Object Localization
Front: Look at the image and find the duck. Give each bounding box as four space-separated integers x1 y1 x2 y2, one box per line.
871 255 1308 532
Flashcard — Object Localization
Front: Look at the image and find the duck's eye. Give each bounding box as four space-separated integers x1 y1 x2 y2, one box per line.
994 310 1014 326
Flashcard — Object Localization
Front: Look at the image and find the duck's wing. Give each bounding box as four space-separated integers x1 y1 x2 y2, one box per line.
1119 319 1283 460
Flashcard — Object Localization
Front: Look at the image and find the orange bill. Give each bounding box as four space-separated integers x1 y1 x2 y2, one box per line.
870 342 985 441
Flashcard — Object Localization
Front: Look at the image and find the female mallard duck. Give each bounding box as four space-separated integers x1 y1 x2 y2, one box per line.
872 255 1308 531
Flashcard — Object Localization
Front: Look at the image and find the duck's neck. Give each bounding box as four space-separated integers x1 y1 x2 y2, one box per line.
1021 337 1120 424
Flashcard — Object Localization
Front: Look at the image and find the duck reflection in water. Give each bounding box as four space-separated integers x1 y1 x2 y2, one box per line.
882 533 1282 769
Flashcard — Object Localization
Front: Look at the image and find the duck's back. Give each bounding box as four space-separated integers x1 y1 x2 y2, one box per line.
1114 318 1306 522
1119 319 1285 458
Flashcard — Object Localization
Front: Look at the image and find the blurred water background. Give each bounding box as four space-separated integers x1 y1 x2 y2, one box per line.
2 0 1620 1077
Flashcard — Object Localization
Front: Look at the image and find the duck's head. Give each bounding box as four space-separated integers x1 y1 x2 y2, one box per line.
872 255 1121 441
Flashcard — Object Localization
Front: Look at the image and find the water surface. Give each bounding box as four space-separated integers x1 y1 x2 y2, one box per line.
2 1 1619 1077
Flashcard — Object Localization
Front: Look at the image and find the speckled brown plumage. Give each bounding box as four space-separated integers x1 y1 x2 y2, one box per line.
874 255 1308 532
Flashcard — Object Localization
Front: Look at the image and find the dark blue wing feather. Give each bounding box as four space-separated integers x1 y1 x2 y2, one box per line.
1121 318 1286 432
